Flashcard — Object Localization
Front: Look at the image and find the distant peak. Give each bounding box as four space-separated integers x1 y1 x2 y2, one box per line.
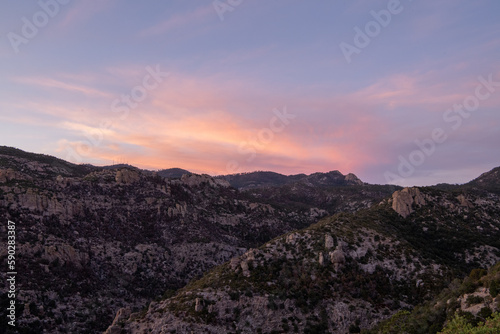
345 173 363 185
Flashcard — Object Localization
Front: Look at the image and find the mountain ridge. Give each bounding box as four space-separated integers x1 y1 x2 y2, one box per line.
1 146 499 333
0 147 395 333
118 184 500 333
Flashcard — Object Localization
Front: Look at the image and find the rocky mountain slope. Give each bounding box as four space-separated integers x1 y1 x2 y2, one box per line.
217 170 399 216
466 167 500 194
218 170 365 190
118 180 500 333
0 147 394 334
370 261 500 333
156 168 191 179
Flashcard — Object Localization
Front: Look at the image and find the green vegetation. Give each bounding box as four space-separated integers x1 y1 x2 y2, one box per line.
368 263 500 334
439 312 500 333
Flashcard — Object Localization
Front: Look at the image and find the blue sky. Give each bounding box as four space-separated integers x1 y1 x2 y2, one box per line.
1 0 499 186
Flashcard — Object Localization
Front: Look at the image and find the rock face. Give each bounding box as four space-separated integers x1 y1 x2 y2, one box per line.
330 244 346 270
104 308 131 334
115 168 140 184
345 173 364 185
391 187 427 218
181 173 230 188
0 168 29 182
325 234 334 249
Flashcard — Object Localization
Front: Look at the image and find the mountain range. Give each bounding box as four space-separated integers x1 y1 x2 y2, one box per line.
0 146 498 334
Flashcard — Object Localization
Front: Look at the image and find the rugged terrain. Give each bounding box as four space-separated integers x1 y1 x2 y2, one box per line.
218 170 365 190
370 261 500 333
0 146 393 333
117 181 500 333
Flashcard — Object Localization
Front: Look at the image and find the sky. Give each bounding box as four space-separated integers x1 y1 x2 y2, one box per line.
0 0 499 186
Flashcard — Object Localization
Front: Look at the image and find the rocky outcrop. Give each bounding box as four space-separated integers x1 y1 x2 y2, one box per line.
457 194 474 208
330 244 346 270
104 308 131 334
286 233 298 245
457 287 498 317
43 243 88 268
194 298 204 312
115 169 140 184
240 260 250 277
325 234 334 249
181 173 230 188
1 168 34 182
391 187 427 218
345 173 364 185
318 252 325 266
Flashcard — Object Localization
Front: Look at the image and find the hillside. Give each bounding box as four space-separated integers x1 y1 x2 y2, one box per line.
370 262 500 333
466 167 500 194
118 185 500 333
0 147 393 333
156 168 192 179
218 170 365 190
219 170 397 216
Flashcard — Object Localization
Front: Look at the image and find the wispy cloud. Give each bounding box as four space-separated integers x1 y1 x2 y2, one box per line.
138 5 214 37
12 76 112 98
57 0 117 30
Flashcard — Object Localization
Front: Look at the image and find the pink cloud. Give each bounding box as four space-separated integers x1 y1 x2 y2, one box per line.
10 63 499 179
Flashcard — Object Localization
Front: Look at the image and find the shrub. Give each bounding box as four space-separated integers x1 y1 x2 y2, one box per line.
466 295 484 307
349 324 361 333
478 307 492 320
469 268 488 281
439 312 500 333
490 280 499 298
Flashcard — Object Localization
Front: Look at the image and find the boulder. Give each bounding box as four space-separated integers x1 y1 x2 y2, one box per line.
325 234 334 249
195 298 204 312
391 187 427 218
457 194 474 208
330 244 346 270
318 252 325 266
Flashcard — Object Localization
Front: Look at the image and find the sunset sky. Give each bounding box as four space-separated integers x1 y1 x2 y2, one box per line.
1 0 499 186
